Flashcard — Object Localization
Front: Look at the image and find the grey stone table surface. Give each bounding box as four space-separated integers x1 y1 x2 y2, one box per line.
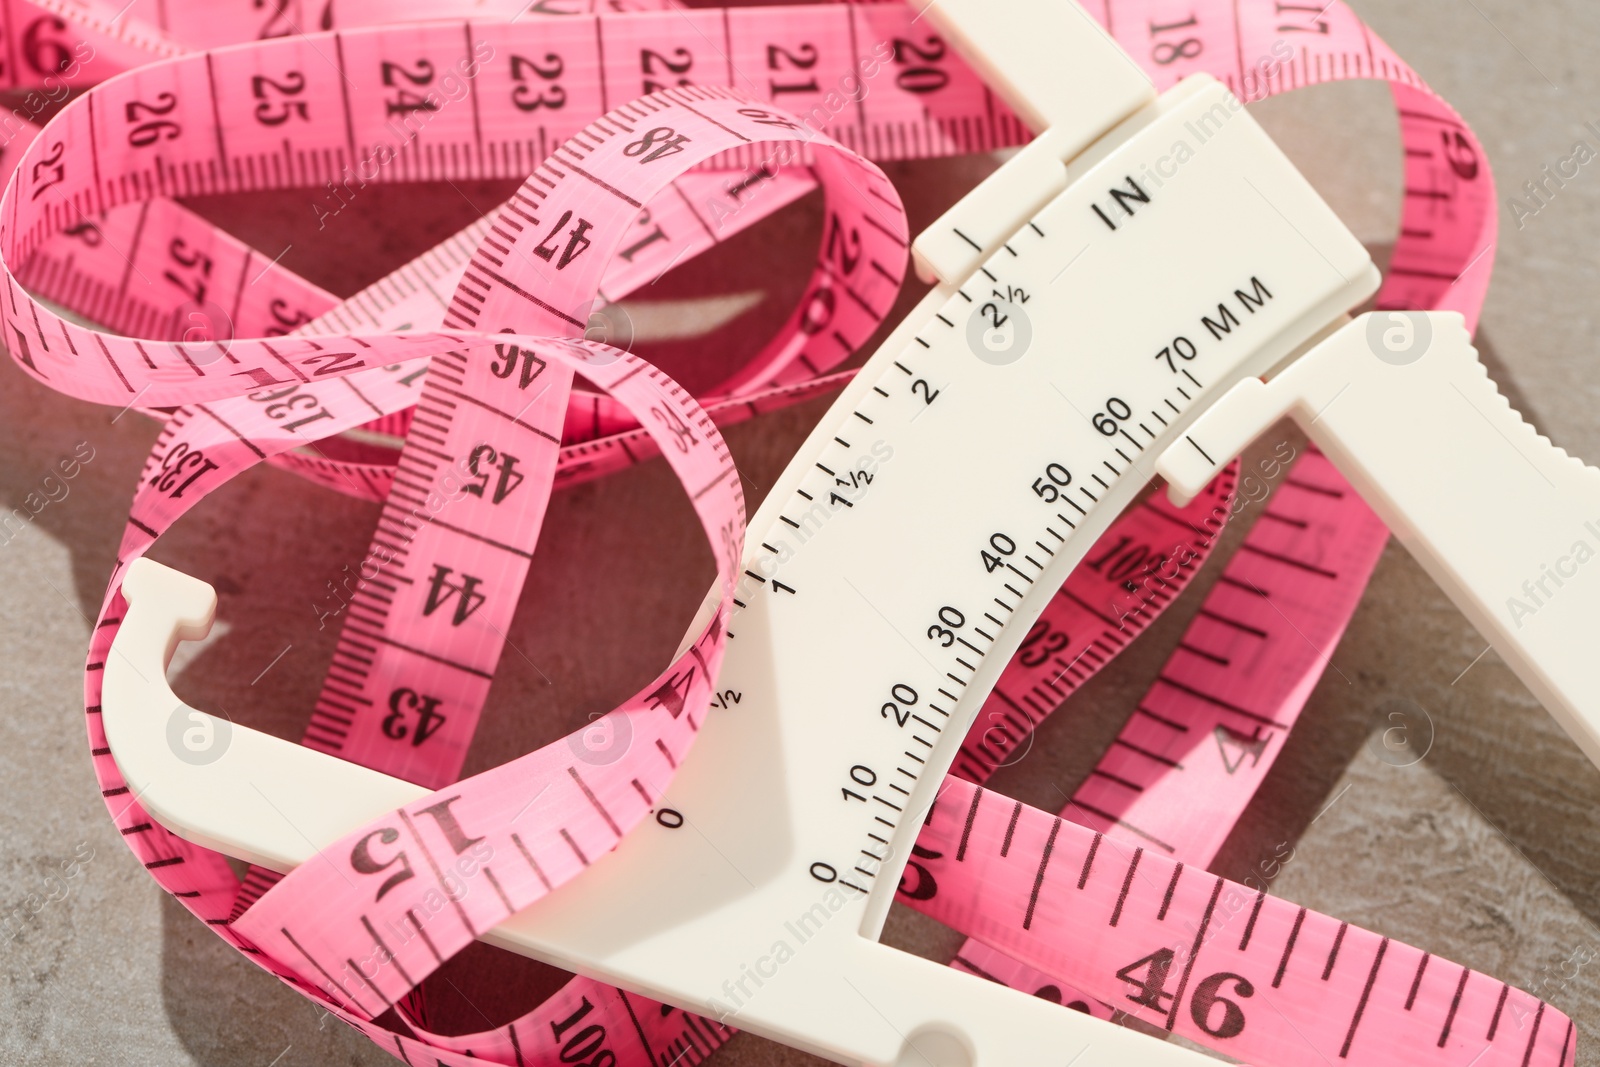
4 1 1600 1064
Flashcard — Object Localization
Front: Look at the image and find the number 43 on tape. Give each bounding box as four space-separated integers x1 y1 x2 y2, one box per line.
91 2 1597 1067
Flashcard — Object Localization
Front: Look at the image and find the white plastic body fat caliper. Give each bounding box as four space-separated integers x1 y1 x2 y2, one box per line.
102 0 1600 1064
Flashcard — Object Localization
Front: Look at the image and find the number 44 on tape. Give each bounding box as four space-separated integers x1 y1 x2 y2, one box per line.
100 1 1597 1065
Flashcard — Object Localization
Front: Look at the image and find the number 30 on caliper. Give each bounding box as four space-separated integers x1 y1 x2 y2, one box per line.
102 0 1599 1064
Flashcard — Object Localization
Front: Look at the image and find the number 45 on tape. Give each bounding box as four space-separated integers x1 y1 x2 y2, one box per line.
100 1 1598 1064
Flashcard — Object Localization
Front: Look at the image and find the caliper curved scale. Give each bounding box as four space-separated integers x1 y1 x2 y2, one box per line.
98 1 1600 1065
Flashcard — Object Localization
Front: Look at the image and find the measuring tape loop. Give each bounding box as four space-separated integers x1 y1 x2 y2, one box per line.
93 328 748 1026
222 342 745 1023
255 82 899 1051
6 12 915 1055
256 84 902 790
23 20 888 1059
0 0 1493 453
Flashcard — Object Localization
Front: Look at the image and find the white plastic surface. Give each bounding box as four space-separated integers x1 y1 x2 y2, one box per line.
923 0 1154 137
1159 311 1600 767
911 0 1158 286
105 65 1378 1065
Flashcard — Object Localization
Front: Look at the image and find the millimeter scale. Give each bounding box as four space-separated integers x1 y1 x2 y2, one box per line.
100 1 1600 1064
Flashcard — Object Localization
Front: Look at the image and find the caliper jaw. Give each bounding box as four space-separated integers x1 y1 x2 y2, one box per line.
1159 312 1600 770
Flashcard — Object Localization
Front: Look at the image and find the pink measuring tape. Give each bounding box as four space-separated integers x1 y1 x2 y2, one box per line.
6 0 1569 1063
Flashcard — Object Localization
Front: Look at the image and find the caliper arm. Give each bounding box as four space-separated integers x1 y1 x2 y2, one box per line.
1159 312 1600 767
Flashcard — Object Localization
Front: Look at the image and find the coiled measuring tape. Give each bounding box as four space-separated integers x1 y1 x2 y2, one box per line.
9 0 1587 1062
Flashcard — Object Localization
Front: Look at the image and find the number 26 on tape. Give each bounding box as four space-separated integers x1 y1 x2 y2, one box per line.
126 93 181 147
